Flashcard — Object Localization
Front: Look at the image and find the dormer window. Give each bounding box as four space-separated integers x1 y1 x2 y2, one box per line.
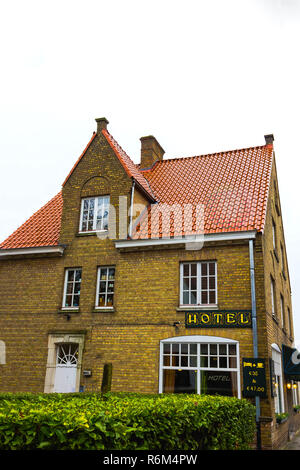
79 196 110 232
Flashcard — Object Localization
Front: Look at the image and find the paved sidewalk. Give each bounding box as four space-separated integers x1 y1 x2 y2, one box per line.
282 430 300 450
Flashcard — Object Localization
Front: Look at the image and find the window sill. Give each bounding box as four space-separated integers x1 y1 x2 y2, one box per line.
92 307 115 313
177 305 219 312
77 230 109 237
58 308 80 314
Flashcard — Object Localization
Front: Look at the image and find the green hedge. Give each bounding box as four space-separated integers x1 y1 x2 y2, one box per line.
0 393 256 450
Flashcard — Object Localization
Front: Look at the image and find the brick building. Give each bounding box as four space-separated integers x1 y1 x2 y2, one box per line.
0 117 299 449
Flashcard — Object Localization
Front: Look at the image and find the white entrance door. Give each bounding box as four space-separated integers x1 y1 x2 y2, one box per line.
53 343 79 393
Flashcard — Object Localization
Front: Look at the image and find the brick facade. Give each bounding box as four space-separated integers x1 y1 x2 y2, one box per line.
0 122 297 449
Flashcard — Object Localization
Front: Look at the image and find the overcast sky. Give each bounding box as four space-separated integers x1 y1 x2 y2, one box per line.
0 0 299 345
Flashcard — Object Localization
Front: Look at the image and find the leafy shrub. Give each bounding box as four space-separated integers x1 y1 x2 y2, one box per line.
0 393 256 450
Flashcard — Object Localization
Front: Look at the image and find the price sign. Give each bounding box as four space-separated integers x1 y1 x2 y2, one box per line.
242 358 267 398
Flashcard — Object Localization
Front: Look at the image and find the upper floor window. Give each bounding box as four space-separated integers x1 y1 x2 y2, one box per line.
95 266 115 309
180 261 217 306
272 218 277 251
62 268 82 309
270 276 276 318
79 196 110 232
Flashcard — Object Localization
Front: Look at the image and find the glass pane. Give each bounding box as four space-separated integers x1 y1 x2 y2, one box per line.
67 270 74 282
75 270 81 282
209 291 216 304
200 344 208 355
107 282 114 293
201 291 208 304
99 281 107 293
163 369 197 394
229 357 237 368
190 291 197 304
83 200 89 210
73 295 80 307
219 357 228 368
81 221 87 231
209 263 215 275
209 277 215 289
181 344 188 354
229 344 237 355
88 220 93 231
202 263 207 276
89 199 94 209
202 277 208 289
190 344 197 355
98 294 106 306
171 356 179 367
183 278 189 290
100 269 108 280
191 264 197 276
200 356 208 367
210 356 218 368
74 282 81 294
200 371 238 397
163 355 170 366
190 356 197 367
106 294 114 306
183 291 189 304
65 294 72 307
172 344 179 354
219 344 227 355
183 264 189 277
66 282 73 294
190 278 197 290
108 268 115 279
163 343 171 354
210 344 217 355
181 356 188 367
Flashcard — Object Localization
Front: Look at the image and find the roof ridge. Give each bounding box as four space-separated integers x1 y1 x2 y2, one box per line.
140 144 270 171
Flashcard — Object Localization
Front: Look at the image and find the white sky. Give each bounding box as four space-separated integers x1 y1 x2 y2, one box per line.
0 0 300 345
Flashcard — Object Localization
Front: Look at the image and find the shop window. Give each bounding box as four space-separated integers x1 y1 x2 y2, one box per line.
62 268 82 309
79 196 110 232
95 266 115 308
272 344 285 414
180 261 217 306
160 336 240 398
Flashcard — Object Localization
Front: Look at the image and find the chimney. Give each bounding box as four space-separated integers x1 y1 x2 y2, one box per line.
140 135 165 169
95 117 109 133
264 134 274 145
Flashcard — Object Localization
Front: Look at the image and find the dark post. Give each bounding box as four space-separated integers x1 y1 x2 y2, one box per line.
101 362 113 394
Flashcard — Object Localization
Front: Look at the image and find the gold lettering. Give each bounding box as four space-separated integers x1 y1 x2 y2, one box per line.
226 313 236 324
240 313 250 324
200 313 210 324
188 314 198 324
214 313 223 324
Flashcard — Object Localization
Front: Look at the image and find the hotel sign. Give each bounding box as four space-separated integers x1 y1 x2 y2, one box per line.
185 310 252 328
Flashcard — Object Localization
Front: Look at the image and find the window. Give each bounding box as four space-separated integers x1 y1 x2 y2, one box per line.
79 196 110 232
288 307 292 337
62 268 82 308
272 344 285 413
270 276 276 318
95 267 115 308
280 294 285 330
280 244 285 275
160 336 240 397
272 219 277 251
180 262 217 306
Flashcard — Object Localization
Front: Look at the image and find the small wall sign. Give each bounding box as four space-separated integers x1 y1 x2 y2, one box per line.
242 358 267 398
185 310 252 328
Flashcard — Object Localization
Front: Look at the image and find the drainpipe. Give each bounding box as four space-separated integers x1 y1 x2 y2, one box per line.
129 180 135 238
249 238 261 450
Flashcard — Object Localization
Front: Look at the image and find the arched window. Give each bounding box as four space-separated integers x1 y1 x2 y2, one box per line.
159 335 240 398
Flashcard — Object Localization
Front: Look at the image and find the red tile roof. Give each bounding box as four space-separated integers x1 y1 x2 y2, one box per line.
0 192 63 249
133 144 273 238
0 131 273 249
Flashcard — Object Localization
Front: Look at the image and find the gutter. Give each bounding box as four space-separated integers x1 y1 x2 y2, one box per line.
115 230 257 249
0 245 65 259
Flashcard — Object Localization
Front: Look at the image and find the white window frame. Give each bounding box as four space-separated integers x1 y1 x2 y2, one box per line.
180 261 217 307
62 268 82 310
272 344 285 414
79 195 110 233
95 266 115 310
159 335 240 398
